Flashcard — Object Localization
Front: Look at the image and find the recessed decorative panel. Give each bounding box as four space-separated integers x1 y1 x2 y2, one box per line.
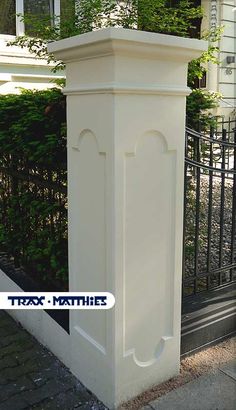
124 131 176 365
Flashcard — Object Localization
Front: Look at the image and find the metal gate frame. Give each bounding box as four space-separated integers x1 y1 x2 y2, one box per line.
181 118 236 356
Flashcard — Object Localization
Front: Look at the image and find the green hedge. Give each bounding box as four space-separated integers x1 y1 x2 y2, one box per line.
0 88 68 290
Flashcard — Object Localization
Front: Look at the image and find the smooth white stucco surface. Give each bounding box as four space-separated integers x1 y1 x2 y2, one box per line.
48 28 207 408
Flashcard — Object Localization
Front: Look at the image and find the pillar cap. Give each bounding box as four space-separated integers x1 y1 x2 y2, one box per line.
48 27 207 63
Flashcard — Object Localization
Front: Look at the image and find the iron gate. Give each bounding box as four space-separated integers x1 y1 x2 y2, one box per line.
181 118 236 355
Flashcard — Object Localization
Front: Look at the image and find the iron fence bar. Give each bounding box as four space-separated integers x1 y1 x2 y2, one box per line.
182 144 188 296
183 119 236 298
230 129 236 281
185 159 236 175
194 136 201 293
48 170 55 237
183 262 236 284
186 127 236 147
219 129 227 284
182 281 235 299
207 127 214 290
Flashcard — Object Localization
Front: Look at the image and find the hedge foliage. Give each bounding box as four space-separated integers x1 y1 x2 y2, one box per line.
186 89 221 130
0 88 68 290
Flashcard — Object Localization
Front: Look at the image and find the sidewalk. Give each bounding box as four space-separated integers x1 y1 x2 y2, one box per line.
0 311 106 410
143 361 236 410
121 337 236 410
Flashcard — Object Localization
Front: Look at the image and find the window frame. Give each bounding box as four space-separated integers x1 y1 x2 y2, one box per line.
16 0 24 36
15 0 61 36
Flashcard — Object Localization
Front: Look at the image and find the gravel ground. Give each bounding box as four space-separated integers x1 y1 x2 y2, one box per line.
184 174 235 295
119 337 236 410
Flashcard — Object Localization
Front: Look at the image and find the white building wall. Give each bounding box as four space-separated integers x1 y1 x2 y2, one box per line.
218 0 236 115
203 0 236 118
0 1 235 111
0 35 63 94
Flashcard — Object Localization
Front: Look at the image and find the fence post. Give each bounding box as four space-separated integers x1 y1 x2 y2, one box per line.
48 28 206 408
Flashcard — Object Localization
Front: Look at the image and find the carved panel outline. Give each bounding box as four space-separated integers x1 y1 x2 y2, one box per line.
123 129 177 367
72 128 106 155
71 128 107 356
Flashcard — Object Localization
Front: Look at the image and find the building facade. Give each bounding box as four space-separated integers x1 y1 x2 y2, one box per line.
0 0 62 94
201 0 236 118
0 0 235 118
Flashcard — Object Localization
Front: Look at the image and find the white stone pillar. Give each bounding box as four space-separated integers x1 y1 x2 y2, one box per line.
48 28 206 409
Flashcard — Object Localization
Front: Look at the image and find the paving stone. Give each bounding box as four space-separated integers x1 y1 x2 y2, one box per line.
0 394 29 410
29 371 52 387
0 312 105 410
16 347 54 366
0 327 19 338
0 360 38 382
29 365 78 388
0 375 34 401
0 356 18 371
0 376 8 386
0 339 35 360
20 379 72 406
46 365 80 388
0 330 31 348
15 348 46 365
75 405 94 410
32 389 92 410
32 401 61 410
35 352 62 367
78 401 106 410
0 315 18 328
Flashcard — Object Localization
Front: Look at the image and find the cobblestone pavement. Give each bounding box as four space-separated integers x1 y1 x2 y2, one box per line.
0 311 107 410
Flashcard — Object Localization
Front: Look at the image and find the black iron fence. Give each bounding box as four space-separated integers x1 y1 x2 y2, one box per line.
0 159 68 289
0 89 68 290
183 118 236 298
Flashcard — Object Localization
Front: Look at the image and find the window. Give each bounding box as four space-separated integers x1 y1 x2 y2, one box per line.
24 0 55 35
0 0 61 36
0 0 16 35
60 0 75 25
24 0 54 15
193 71 207 89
